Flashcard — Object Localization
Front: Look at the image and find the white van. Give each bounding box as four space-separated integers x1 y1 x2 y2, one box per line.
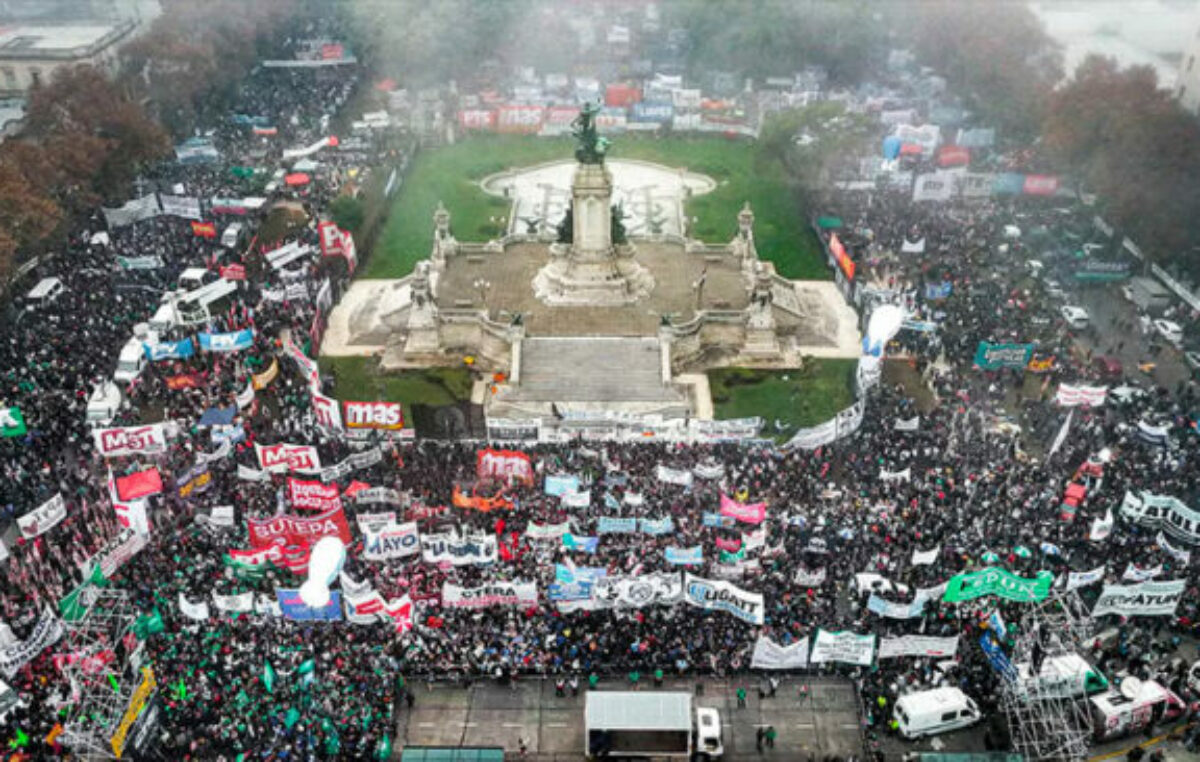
112 338 147 384
85 381 123 427
894 687 982 739
694 707 723 759
1089 678 1185 742
220 223 244 249
1060 305 1090 330
1014 653 1108 701
177 267 216 292
26 277 65 305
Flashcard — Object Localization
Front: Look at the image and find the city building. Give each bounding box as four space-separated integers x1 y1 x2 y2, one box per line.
1177 25 1200 114
0 20 137 97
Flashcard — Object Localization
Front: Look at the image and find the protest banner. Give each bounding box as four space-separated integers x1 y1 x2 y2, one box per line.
878 635 959 659
94 424 169 458
17 493 67 539
809 629 876 666
592 573 683 609
750 637 810 670
655 465 694 488
1066 566 1107 591
476 449 533 485
719 493 766 524
973 342 1034 370
525 521 571 540
115 469 163 502
421 531 498 565
794 568 826 586
943 567 1053 603
363 522 420 561
178 594 210 621
597 516 637 533
682 574 764 624
255 443 322 474
246 505 351 549
1091 579 1185 618
544 474 581 496
442 582 538 609
1056 384 1107 407
276 589 342 621
665 546 703 565
287 479 342 512
198 329 254 353
0 608 65 678
343 401 404 430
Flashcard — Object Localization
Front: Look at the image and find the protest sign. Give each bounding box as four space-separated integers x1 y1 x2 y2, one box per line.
750 637 810 670
682 574 764 624
809 629 876 666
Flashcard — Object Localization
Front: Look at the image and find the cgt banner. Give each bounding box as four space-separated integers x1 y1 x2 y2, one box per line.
94 424 169 458
442 581 538 609
877 635 959 659
682 573 764 625
477 449 533 485
287 479 341 512
1091 579 1186 618
247 505 351 549
751 637 810 670
974 342 1034 370
363 522 420 561
943 567 1054 603
809 629 876 666
255 442 322 474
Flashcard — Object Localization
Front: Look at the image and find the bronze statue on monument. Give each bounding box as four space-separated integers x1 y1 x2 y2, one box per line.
571 101 610 165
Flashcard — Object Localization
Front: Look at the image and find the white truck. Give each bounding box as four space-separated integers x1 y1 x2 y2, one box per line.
586 691 722 759
1013 652 1108 701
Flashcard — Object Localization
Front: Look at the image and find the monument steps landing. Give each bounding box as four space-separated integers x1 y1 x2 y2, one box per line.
505 337 685 404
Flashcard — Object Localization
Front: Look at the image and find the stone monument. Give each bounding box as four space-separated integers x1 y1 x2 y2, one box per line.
532 102 655 305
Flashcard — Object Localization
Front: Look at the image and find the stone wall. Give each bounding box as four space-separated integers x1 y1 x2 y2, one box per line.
436 310 516 369
666 310 748 370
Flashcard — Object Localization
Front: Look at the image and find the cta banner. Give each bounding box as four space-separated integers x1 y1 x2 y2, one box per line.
442 581 537 609
1091 579 1185 618
246 505 351 549
809 629 876 666
343 401 404 430
878 635 958 659
751 637 810 670
255 443 322 474
973 342 1034 370
682 573 764 624
17 493 67 539
363 522 420 561
94 424 169 458
943 567 1053 603
476 449 533 485
287 479 342 512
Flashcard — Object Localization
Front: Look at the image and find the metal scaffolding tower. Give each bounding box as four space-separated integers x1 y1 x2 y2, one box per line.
997 592 1095 761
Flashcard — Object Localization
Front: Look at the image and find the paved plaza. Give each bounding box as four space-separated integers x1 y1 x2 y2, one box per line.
397 675 865 760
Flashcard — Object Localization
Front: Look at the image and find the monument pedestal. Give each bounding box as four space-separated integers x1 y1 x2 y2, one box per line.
533 162 654 306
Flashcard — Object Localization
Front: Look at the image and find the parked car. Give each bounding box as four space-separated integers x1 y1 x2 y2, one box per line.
1061 306 1090 330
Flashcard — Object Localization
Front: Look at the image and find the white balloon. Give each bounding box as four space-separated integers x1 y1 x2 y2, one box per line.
299 536 346 609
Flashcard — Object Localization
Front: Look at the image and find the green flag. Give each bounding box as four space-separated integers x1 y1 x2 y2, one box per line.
0 407 26 438
942 567 1053 603
59 565 109 622
284 708 300 729
375 734 391 760
173 679 187 701
263 661 276 694
132 609 165 640
9 728 28 748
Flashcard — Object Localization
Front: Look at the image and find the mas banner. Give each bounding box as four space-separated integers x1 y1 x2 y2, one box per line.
476 449 533 485
363 522 420 561
343 401 404 430
974 342 1034 370
751 637 810 670
94 424 169 458
943 567 1053 603
682 574 764 624
809 629 876 666
1091 579 1186 618
442 582 538 609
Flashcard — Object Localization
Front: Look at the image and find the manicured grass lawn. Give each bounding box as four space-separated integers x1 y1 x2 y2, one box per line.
363 134 827 281
709 359 857 440
320 356 473 423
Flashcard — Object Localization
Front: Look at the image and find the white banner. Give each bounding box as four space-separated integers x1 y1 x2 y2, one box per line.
751 637 809 670
178 593 210 621
693 463 724 480
878 635 958 659
655 465 694 488
682 573 764 624
442 582 537 609
794 568 826 586
236 382 255 410
912 172 955 203
0 608 64 678
356 511 397 532
1158 532 1191 565
592 573 683 609
213 592 255 614
525 521 571 540
363 522 420 561
911 547 939 566
1091 579 1186 618
880 467 911 483
255 442 322 474
210 505 235 528
1056 384 1107 407
894 416 920 432
17 493 67 539
809 629 876 666
1122 564 1163 582
1066 566 1107 591
158 194 202 220
93 424 169 458
237 464 271 482
1090 508 1114 541
102 194 159 228
421 531 498 566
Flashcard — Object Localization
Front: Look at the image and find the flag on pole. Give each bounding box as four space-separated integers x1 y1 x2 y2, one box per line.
263 660 277 694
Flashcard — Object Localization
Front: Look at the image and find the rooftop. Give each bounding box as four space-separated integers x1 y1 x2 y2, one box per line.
0 23 134 59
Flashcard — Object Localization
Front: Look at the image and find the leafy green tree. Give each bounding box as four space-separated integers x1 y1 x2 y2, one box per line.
330 195 366 235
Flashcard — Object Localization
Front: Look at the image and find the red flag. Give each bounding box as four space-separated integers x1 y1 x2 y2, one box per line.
115 468 163 501
191 220 217 238
219 264 246 281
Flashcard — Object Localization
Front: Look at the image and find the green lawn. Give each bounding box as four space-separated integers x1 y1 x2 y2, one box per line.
320 356 473 424
709 360 857 440
363 134 827 281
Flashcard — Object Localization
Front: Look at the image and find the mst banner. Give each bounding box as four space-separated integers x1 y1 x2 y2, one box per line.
682 574 764 624
94 424 169 458
255 443 322 474
1091 579 1186 618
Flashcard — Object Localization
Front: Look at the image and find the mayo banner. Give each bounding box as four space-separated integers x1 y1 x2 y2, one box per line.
443 582 538 609
974 342 1034 370
198 329 254 353
17 493 67 539
421 531 498 566
287 479 341 512
809 629 876 666
343 401 404 430
477 449 533 485
276 589 342 621
665 546 704 565
143 339 195 361
1056 384 1107 407
0 608 64 678
94 424 169 458
877 635 959 659
682 574 764 624
656 465 694 488
1091 579 1186 618
1066 566 1107 591
942 567 1053 603
751 637 810 670
719 493 766 525
363 522 420 561
246 505 351 549
255 443 322 474
593 573 683 608
544 474 581 497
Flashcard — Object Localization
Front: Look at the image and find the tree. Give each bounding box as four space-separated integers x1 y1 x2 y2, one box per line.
330 195 365 235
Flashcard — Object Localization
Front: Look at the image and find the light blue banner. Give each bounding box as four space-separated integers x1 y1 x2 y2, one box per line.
598 516 637 534
144 338 195 361
199 329 254 353
666 546 703 565
639 517 675 535
702 513 736 529
544 474 581 496
562 533 599 553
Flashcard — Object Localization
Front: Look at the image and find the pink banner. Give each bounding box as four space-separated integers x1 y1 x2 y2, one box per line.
287 478 342 511
715 536 743 552
719 493 766 524
246 505 351 549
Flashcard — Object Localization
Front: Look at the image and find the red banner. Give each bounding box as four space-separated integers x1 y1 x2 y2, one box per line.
937 145 970 167
191 221 217 238
496 105 545 134
457 109 497 131
246 505 351 549
287 478 342 512
829 233 855 280
115 468 163 501
605 84 642 107
476 449 533 485
1023 174 1059 196
719 493 767 524
165 374 204 390
220 264 245 281
252 126 277 137
343 400 404 430
318 221 357 273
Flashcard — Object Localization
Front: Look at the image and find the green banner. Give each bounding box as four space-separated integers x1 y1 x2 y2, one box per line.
942 567 1053 603
1 407 25 438
973 342 1034 370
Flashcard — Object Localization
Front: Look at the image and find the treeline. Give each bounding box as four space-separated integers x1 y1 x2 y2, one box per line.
0 0 325 281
